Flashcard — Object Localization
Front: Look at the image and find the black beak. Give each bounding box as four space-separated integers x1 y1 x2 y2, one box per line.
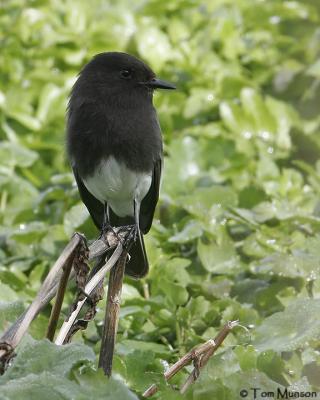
141 77 176 90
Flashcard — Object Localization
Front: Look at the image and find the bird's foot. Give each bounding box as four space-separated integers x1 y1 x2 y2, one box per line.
100 224 137 265
99 220 112 238
116 225 138 265
124 225 137 265
99 222 124 246
117 224 138 243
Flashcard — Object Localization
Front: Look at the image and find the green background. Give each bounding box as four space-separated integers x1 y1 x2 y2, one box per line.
1 0 320 398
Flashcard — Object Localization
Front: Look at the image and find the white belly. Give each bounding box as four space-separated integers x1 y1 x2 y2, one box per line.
83 156 152 217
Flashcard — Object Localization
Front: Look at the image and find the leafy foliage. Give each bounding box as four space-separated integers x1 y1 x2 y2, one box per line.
1 0 320 398
0 338 138 400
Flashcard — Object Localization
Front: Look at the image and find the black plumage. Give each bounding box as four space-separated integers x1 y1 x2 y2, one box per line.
66 52 175 277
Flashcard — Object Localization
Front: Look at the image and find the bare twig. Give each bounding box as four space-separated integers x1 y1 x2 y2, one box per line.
180 320 239 394
0 233 110 363
142 320 239 398
55 226 134 374
0 233 84 361
46 239 90 342
98 248 127 376
61 254 106 344
165 339 216 381
142 339 216 398
46 255 74 341
55 241 123 345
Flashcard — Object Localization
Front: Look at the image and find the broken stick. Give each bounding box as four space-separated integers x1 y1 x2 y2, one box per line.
143 320 239 397
0 232 109 364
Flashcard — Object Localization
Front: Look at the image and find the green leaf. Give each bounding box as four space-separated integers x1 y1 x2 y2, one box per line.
136 26 173 69
169 220 203 243
183 88 217 119
240 88 277 137
0 373 84 400
0 301 24 331
220 101 255 136
10 222 47 244
116 340 170 357
63 203 89 236
179 186 237 219
197 239 239 274
234 345 257 371
75 369 139 399
151 257 191 305
121 350 162 392
0 282 20 302
0 370 138 400
257 350 288 386
7 112 41 131
0 141 38 168
163 136 202 196
36 83 63 123
254 298 320 352
0 339 95 382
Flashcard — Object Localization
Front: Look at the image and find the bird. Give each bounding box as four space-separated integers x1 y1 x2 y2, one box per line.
66 52 175 278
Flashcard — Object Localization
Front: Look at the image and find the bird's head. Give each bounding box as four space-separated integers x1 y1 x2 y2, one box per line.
75 52 175 101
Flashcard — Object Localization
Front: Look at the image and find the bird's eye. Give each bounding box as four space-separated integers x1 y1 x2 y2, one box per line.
120 69 132 79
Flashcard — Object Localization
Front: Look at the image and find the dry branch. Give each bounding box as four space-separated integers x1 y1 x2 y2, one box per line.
0 233 84 358
180 320 239 394
45 255 74 341
55 241 123 345
45 239 89 341
98 226 135 376
0 232 110 363
143 320 239 397
56 226 134 377
98 248 127 376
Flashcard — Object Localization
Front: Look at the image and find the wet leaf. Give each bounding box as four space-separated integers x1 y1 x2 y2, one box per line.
254 299 320 352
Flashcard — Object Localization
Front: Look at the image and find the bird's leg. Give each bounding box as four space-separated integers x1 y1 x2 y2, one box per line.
133 198 140 242
113 201 140 266
100 203 110 236
115 199 140 243
99 202 138 268
100 203 128 248
100 204 118 240
116 224 137 265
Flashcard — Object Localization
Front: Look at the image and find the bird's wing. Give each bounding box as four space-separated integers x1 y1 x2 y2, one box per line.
72 166 104 230
139 157 162 234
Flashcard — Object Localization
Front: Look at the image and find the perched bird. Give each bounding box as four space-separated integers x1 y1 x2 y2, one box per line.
67 52 175 278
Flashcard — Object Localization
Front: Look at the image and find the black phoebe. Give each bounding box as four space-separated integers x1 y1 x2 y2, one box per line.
66 52 175 278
